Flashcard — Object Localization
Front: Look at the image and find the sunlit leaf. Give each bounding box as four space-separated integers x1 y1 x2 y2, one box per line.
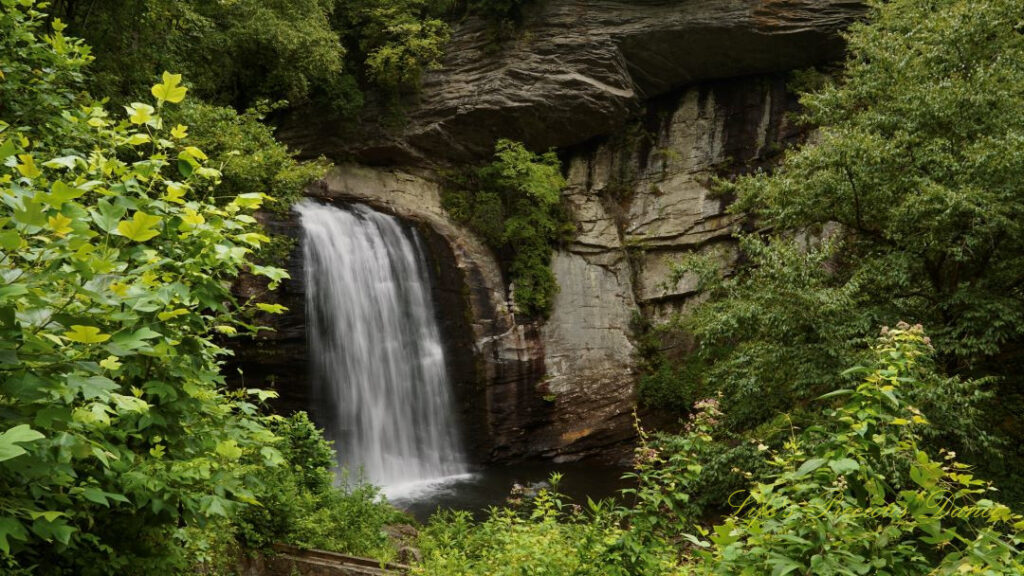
63 325 111 344
115 211 162 242
151 71 187 104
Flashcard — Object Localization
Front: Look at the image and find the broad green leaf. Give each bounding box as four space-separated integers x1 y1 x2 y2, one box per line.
125 133 151 146
111 394 149 413
828 458 860 474
0 517 28 554
82 487 111 507
0 424 45 462
115 211 162 242
67 375 118 400
234 192 266 209
0 138 16 162
107 327 161 354
215 439 243 460
151 71 187 104
90 199 127 233
44 180 86 207
203 496 229 518
183 146 207 161
0 283 27 299
47 214 73 236
181 208 204 228
99 355 122 371
163 182 186 204
248 388 279 402
15 154 41 178
27 511 64 523
13 197 46 227
63 325 111 344
42 155 81 170
236 232 269 246
794 457 826 478
0 229 21 250
251 264 289 289
125 103 155 126
30 518 75 545
157 308 189 321
256 303 287 314
260 446 284 466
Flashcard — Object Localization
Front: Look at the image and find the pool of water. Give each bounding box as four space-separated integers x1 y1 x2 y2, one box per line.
385 461 633 523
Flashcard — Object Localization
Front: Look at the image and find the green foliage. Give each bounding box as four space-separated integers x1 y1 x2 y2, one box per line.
466 0 532 40
0 5 346 573
0 2 92 144
692 325 1024 575
165 101 327 211
338 0 452 94
469 0 531 24
649 0 1024 500
54 0 348 110
442 139 570 318
637 357 708 415
415 327 1024 575
415 478 651 576
234 413 405 560
57 0 456 111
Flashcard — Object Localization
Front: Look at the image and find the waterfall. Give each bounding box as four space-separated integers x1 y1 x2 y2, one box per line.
297 200 467 494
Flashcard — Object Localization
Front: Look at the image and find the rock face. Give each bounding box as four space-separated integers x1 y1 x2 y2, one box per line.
279 0 862 163
245 1 858 464
533 74 805 460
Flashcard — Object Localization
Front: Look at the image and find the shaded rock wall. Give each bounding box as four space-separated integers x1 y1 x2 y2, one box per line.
531 74 805 460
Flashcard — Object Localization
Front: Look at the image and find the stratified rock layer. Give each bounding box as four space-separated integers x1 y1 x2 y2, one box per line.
279 0 862 163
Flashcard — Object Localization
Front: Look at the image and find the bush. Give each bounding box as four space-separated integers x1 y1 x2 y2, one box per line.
166 101 327 210
692 325 1024 574
442 139 571 318
415 478 647 576
414 326 1024 575
56 0 348 110
335 0 453 96
0 5 291 571
235 413 406 560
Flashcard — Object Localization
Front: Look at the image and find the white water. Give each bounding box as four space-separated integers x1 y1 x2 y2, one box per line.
297 200 468 495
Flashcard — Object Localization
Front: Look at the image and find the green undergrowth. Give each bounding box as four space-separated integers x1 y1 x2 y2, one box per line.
415 326 1024 575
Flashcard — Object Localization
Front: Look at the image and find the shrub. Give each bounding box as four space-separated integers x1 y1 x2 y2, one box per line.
166 100 327 211
442 139 571 318
0 5 293 572
692 325 1024 574
415 478 647 576
414 326 1024 575
336 0 452 95
235 413 406 560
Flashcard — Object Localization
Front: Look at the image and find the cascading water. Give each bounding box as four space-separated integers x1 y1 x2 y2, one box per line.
297 200 468 496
